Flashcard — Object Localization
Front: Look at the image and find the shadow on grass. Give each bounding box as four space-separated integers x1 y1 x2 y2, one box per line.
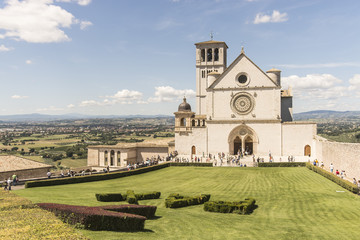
148 215 162 220
247 204 258 214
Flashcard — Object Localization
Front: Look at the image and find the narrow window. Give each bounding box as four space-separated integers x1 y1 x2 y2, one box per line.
104 151 108 166
201 49 205 62
117 151 121 165
207 49 212 62
214 48 219 61
110 150 115 166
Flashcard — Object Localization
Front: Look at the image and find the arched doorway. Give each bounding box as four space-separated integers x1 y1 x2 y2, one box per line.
244 136 253 155
228 124 258 155
191 146 196 155
233 136 242 155
304 145 311 156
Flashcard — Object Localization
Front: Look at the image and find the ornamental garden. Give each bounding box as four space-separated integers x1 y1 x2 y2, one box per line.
11 164 360 240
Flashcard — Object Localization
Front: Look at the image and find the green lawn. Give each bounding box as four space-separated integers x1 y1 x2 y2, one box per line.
15 167 360 240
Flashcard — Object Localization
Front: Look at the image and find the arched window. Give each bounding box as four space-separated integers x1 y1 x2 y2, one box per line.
197 120 200 126
192 119 196 126
202 120 206 126
304 145 311 156
207 49 212 61
180 118 186 127
192 146 196 155
104 151 108 166
117 151 121 165
201 49 205 62
214 48 219 61
110 150 115 166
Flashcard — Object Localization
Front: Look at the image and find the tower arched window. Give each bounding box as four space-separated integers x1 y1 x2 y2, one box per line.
180 118 186 127
214 48 219 61
201 49 205 62
207 49 212 62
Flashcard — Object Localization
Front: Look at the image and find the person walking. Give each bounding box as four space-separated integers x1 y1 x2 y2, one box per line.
12 174 17 186
330 163 334 173
7 178 12 191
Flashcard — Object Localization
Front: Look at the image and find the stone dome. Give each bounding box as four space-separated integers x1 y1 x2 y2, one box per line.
178 97 191 112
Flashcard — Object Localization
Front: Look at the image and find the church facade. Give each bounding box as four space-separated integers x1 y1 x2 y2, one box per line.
174 40 317 159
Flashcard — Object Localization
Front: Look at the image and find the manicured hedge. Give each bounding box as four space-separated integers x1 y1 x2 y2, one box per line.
126 190 138 204
258 162 306 167
204 198 256 215
25 163 171 188
95 193 127 202
96 191 161 204
165 193 211 208
102 205 157 219
169 162 213 167
306 163 359 194
37 203 149 231
135 191 161 200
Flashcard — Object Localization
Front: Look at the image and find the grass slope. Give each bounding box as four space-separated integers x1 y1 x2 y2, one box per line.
16 167 360 240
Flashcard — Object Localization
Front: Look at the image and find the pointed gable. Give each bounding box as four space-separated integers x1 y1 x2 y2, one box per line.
208 52 277 90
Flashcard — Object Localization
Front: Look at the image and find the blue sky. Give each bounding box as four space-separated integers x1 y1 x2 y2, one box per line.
0 0 359 115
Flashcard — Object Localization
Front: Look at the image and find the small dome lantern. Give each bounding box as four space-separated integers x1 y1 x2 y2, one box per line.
178 97 192 112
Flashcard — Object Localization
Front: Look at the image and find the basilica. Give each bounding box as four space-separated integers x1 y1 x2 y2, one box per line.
174 40 317 160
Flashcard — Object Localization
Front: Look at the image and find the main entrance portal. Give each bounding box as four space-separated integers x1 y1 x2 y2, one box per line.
228 125 258 155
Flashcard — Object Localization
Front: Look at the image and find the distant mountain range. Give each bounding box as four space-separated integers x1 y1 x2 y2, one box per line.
0 113 173 122
293 110 360 121
0 110 359 122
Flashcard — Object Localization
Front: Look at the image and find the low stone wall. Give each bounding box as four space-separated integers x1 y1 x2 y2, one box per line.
0 166 50 181
317 139 360 181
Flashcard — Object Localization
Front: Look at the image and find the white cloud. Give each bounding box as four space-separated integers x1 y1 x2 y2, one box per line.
25 60 32 64
0 0 91 43
37 106 64 112
254 10 288 24
282 74 347 100
56 0 91 6
79 100 100 107
80 89 145 107
148 86 195 103
106 89 143 103
67 103 75 108
11 95 28 99
282 74 341 90
349 74 360 91
80 20 92 30
0 44 12 51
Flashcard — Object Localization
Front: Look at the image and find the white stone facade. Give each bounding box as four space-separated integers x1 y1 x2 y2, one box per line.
175 40 317 160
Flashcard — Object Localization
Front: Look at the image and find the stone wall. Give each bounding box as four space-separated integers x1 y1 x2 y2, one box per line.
317 139 360 181
0 167 50 181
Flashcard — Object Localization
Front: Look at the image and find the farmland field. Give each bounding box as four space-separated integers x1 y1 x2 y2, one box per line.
16 167 360 240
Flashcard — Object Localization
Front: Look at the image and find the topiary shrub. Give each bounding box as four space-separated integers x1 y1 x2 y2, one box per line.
95 193 127 202
102 205 157 219
37 203 152 231
165 193 210 208
135 191 161 200
204 198 256 215
126 190 138 204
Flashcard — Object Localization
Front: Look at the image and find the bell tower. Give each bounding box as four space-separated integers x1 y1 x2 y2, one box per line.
195 39 228 115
